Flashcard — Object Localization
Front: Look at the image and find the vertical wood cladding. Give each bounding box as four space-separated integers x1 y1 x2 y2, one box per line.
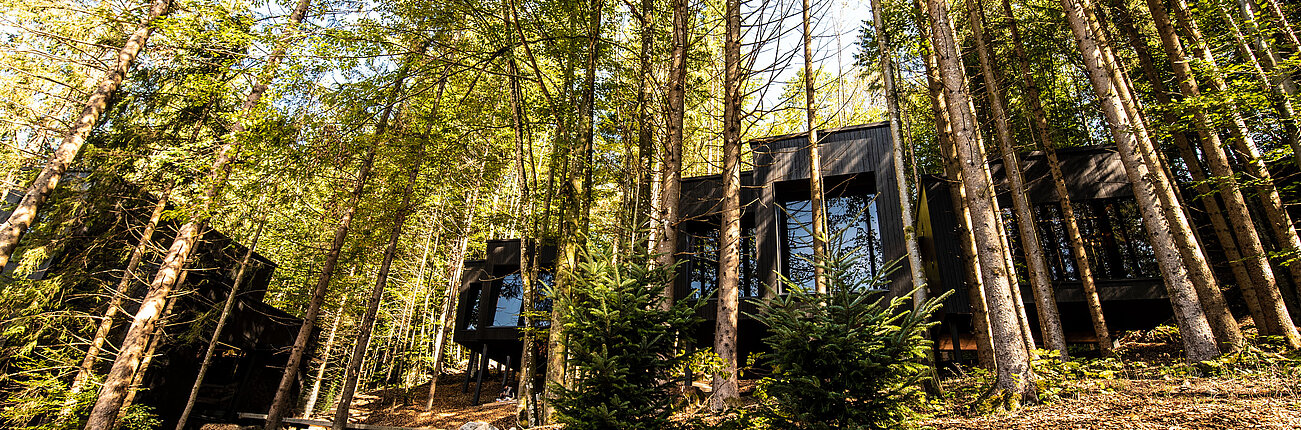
750 122 911 297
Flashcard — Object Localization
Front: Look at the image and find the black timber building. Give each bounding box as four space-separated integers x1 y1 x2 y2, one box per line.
452 122 1197 395
0 189 307 428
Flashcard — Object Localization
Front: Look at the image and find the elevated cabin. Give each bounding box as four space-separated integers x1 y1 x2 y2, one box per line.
671 123 913 357
0 188 305 428
451 123 917 386
451 123 1206 385
919 146 1177 354
452 239 556 401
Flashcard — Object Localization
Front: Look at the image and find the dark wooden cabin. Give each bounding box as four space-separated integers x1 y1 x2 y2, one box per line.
452 239 556 402
919 146 1178 354
450 123 1211 383
0 188 306 428
451 122 918 387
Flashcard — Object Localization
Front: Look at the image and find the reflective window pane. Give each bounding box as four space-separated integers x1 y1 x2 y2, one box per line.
491 274 525 327
780 193 884 292
463 284 481 331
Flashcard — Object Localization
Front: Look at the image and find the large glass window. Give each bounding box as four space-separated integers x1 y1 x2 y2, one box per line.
1015 198 1159 282
491 274 525 327
687 226 759 299
779 193 884 292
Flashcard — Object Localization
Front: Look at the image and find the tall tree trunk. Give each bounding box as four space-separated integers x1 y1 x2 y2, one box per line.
0 0 170 268
332 156 421 427
968 0 1068 357
543 2 602 421
425 189 480 410
655 0 688 279
175 212 268 430
62 188 169 418
924 0 1037 403
1006 0 1112 354
303 296 347 418
712 0 743 408
1105 0 1261 336
630 0 656 250
1059 0 1220 361
502 20 541 422
264 52 414 430
912 1 995 367
869 0 941 394
801 0 828 295
1261 0 1299 48
1077 0 1243 349
1147 0 1298 346
113 269 184 429
1173 0 1301 339
85 223 201 430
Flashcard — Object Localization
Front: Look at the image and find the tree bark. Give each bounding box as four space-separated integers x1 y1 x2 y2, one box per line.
1105 0 1261 337
85 223 200 429
629 0 656 251
0 0 170 268
543 2 602 421
332 155 421 427
924 0 1037 403
501 20 541 422
1076 0 1242 349
1060 0 1220 362
801 0 828 295
870 0 941 394
655 0 688 281
112 268 184 428
303 295 347 418
1147 0 1297 346
912 2 995 367
1005 0 1112 355
175 212 268 430
968 0 1068 357
712 0 743 408
1229 0 1301 162
62 188 169 419
1261 0 1299 48
1173 0 1301 341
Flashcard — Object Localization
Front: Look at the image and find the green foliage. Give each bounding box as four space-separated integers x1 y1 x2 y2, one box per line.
746 251 949 430
550 245 704 430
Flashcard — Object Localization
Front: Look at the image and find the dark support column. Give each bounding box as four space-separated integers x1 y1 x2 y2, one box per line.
463 347 478 393
472 343 489 405
948 316 964 364
502 355 512 387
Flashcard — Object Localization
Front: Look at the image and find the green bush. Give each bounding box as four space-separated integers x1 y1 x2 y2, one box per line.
751 252 948 430
551 245 703 430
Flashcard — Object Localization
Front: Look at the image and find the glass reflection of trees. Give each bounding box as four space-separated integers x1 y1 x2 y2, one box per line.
464 284 482 330
491 274 525 327
687 227 759 299
489 270 556 328
779 193 884 293
1002 198 1159 282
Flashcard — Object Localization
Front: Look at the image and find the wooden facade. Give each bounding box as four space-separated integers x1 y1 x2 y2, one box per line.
920 146 1181 348
1 188 306 428
451 123 1202 369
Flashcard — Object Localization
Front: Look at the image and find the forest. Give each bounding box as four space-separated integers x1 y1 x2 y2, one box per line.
2 0 1300 427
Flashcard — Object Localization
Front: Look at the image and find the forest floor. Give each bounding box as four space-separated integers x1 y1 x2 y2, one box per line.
329 328 1300 429
339 372 519 430
914 328 1301 429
